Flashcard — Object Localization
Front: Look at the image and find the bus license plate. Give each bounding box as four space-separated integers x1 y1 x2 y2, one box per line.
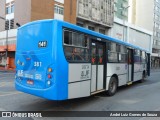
27 80 34 85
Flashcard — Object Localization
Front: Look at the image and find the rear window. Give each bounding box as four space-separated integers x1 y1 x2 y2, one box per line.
17 23 51 52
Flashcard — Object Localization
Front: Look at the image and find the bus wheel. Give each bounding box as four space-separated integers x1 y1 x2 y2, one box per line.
107 77 118 96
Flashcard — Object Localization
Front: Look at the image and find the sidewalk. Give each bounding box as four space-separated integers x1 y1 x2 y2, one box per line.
150 68 160 73
0 67 15 73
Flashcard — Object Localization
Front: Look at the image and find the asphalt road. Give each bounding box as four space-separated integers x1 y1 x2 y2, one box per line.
0 70 160 120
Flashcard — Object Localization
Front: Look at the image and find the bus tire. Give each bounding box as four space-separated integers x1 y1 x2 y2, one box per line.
107 77 118 96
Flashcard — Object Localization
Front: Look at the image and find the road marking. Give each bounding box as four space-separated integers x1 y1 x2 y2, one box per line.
0 82 13 87
0 84 6 87
0 73 14 75
0 91 21 97
0 76 14 79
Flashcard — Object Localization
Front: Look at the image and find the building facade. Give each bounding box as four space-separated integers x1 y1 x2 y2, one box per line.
76 0 114 34
111 18 153 53
0 0 153 70
0 0 77 70
129 0 160 68
114 0 129 21
0 0 115 70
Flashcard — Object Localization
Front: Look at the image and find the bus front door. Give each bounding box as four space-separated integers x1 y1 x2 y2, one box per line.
91 41 106 93
128 49 134 83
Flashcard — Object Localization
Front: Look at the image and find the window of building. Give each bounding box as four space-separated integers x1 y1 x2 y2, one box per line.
11 3 14 13
55 0 64 4
153 40 156 45
5 19 14 30
99 29 105 34
155 14 159 20
154 22 159 28
6 2 15 14
5 20 9 30
10 19 14 29
88 26 95 31
54 5 64 15
77 23 83 27
6 6 10 14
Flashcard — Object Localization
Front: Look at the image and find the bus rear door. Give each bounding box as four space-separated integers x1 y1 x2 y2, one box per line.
91 40 106 93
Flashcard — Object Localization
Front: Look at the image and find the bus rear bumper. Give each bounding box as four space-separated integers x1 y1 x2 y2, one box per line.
15 81 67 100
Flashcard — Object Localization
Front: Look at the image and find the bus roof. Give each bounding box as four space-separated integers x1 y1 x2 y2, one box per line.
18 19 149 53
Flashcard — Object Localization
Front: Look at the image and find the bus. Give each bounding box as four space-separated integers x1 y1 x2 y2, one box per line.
15 19 150 100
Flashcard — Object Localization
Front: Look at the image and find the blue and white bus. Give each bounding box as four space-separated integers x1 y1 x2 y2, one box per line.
15 19 150 100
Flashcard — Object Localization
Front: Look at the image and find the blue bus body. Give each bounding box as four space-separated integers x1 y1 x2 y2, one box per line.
15 19 149 100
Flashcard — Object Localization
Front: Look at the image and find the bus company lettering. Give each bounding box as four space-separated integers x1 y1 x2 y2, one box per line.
17 70 23 77
35 74 42 80
25 74 34 79
17 70 42 80
80 65 90 79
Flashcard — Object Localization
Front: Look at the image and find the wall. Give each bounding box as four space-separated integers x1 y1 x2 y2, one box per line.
128 0 154 31
111 18 153 53
0 0 6 32
77 0 114 27
31 0 54 21
136 0 154 31
64 0 77 24
14 0 31 29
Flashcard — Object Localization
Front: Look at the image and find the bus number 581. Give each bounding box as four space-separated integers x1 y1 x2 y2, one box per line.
34 62 42 67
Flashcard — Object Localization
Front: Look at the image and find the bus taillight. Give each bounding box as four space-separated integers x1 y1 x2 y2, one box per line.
47 80 51 85
48 68 52 72
48 74 52 79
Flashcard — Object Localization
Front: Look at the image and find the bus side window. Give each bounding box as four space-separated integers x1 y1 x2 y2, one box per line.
63 29 89 62
108 42 118 62
64 46 72 60
71 48 83 61
134 50 141 63
128 50 132 64
64 30 72 45
119 45 127 63
141 51 146 63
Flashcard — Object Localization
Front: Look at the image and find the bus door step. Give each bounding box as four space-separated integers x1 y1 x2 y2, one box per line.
127 81 133 85
91 89 106 95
